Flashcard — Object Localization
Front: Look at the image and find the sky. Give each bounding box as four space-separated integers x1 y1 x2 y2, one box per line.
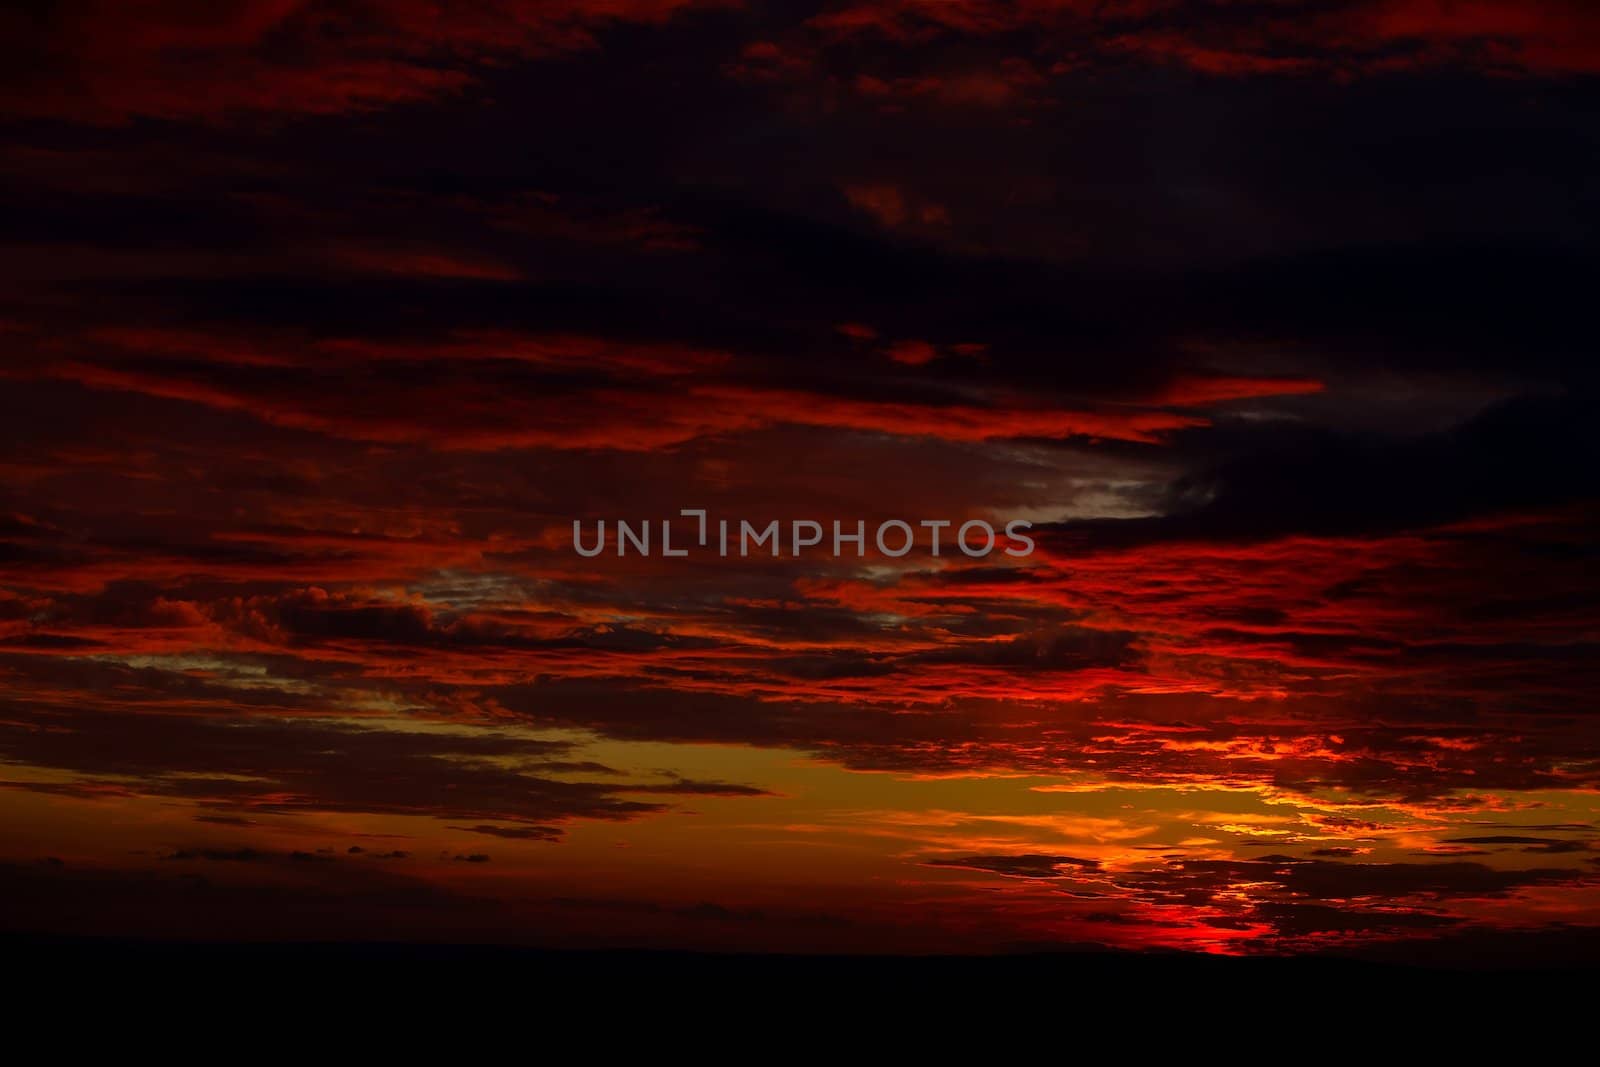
1 0 1598 959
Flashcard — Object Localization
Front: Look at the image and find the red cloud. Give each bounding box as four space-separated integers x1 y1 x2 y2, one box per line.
0 0 738 122
799 0 1600 91
842 184 949 229
15 325 1293 450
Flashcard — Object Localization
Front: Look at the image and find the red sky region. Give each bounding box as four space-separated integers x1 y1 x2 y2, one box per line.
1 1 1598 958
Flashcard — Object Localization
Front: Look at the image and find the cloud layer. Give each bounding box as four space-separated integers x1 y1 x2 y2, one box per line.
1 0 1597 957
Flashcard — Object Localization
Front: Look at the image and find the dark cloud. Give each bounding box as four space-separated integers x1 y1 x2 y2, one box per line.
0 699 676 827
1047 392 1600 549
165 848 265 863
1446 836 1596 855
450 825 563 842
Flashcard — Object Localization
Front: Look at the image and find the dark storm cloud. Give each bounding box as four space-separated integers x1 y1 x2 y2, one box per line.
451 824 564 842
164 847 266 863
1043 392 1600 549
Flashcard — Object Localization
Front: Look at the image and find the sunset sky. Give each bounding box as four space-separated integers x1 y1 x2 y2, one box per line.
2 0 1599 959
